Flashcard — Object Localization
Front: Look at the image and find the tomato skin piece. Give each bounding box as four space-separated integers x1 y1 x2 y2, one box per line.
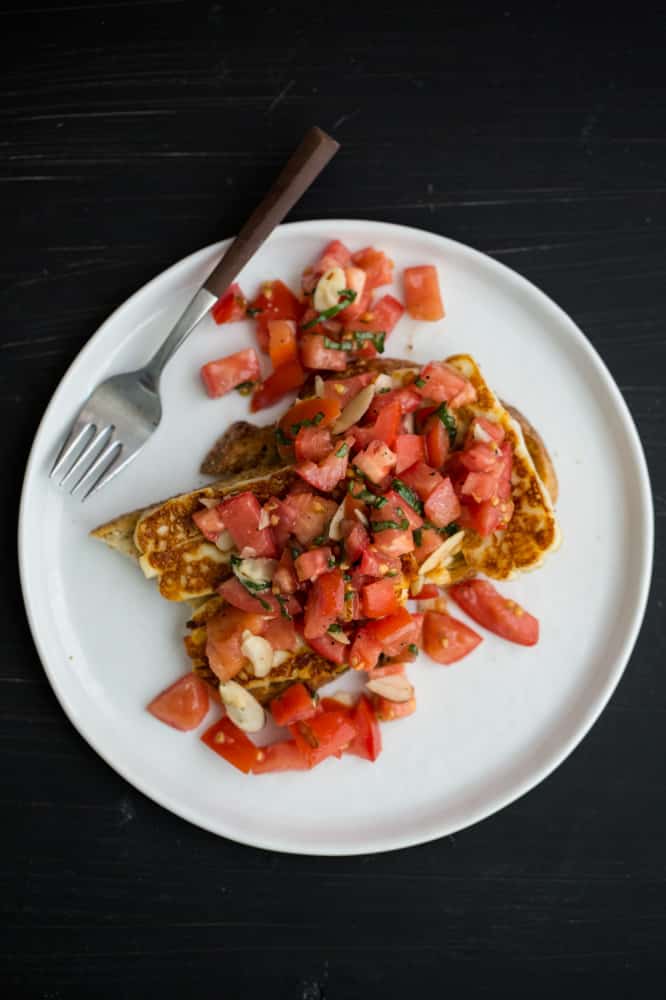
321 372 374 407
218 577 288 618
368 386 422 421
395 434 426 474
411 582 440 600
403 265 445 321
270 682 317 727
252 740 309 773
346 695 383 761
294 426 333 463
296 436 352 492
218 491 276 557
211 283 247 324
200 348 261 399
425 416 450 469
307 631 348 664
349 628 382 671
344 521 370 562
358 546 401 578
367 662 406 679
280 491 338 546
300 334 348 371
205 608 266 682
290 710 357 768
192 502 226 542
147 674 210 731
415 361 475 406
422 610 483 665
361 578 401 618
424 477 461 528
371 694 416 722
251 359 306 412
201 717 261 774
268 319 298 369
381 491 424 530
449 579 539 646
346 293 404 338
294 546 334 583
279 396 341 439
262 616 299 652
367 607 420 658
354 440 397 483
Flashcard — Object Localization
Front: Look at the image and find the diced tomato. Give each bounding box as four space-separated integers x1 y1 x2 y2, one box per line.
300 334 348 371
460 499 504 537
262 616 299 652
147 673 210 731
307 631 348 664
192 502 227 542
465 416 505 448
205 607 266 682
358 546 401 578
251 359 306 412
270 682 317 727
403 265 445 321
354 400 402 450
294 546 334 583
250 280 302 353
268 319 298 369
366 663 406 679
346 695 382 761
297 437 352 492
381 491 423 530
461 464 505 503
211 282 247 324
374 528 414 557
304 568 344 640
201 716 261 773
371 694 416 722
322 372 374 407
279 396 342 439
415 361 475 407
218 491 276 557
295 426 333 463
449 579 539 645
252 740 309 773
367 608 420 658
414 527 444 564
346 294 404 340
281 491 337 546
344 521 370 562
424 477 460 528
395 434 426 474
349 627 382 671
399 461 444 501
200 348 260 400
411 582 440 599
368 386 421 421
290 709 356 768
351 247 394 290
425 416 450 469
460 442 499 473
340 266 368 321
361 578 401 618
354 440 397 483
302 239 352 292
218 577 286 618
423 610 483 664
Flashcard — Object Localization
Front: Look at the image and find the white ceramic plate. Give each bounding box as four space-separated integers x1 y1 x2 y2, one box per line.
19 220 653 855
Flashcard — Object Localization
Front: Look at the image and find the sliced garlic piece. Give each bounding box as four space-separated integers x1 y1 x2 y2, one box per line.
325 690 355 707
402 412 415 434
473 422 493 444
373 372 393 393
241 633 274 678
215 529 234 552
257 507 270 531
366 674 414 703
332 384 376 433
219 680 266 732
198 497 222 509
238 557 277 584
328 499 347 541
328 628 350 645
314 374 325 398
354 508 369 527
419 531 465 576
272 650 291 668
313 266 346 311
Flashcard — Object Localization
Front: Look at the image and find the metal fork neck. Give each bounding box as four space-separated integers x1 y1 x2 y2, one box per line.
143 287 218 381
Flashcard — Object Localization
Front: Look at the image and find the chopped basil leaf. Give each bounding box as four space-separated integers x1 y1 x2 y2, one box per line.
276 594 292 619
290 545 301 560
408 643 419 655
245 306 262 317
392 478 424 514
300 288 357 330
350 330 386 354
436 401 457 445
335 442 349 458
349 484 387 508
372 517 407 532
275 427 290 446
414 377 426 388
344 591 353 601
445 521 461 536
327 623 344 634
290 411 325 436
323 336 354 351
343 573 352 582
327 556 336 568
413 528 423 547
312 534 328 546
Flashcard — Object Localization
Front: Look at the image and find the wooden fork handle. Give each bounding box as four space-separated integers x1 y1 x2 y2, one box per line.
203 127 340 299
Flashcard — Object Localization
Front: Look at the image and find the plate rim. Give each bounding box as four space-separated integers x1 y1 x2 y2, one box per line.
18 218 654 855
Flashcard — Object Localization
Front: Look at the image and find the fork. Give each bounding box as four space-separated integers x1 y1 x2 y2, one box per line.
49 126 339 500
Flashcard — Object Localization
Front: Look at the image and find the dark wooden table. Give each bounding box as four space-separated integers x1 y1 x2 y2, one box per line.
3 4 664 997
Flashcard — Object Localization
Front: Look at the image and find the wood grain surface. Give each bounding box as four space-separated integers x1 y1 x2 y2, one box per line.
2 4 664 998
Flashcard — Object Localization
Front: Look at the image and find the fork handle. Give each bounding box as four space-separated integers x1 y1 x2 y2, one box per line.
203 127 339 298
143 127 339 380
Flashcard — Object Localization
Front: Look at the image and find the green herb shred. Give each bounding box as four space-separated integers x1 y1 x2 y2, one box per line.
413 528 423 547
436 401 457 445
300 288 357 330
335 442 350 458
328 556 336 568
276 594 292 620
392 478 424 514
414 377 426 388
327 623 344 634
407 643 419 655
275 427 290 446
245 306 262 317
445 521 461 536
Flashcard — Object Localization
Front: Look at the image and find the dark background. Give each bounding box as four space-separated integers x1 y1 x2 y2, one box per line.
2 2 664 997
